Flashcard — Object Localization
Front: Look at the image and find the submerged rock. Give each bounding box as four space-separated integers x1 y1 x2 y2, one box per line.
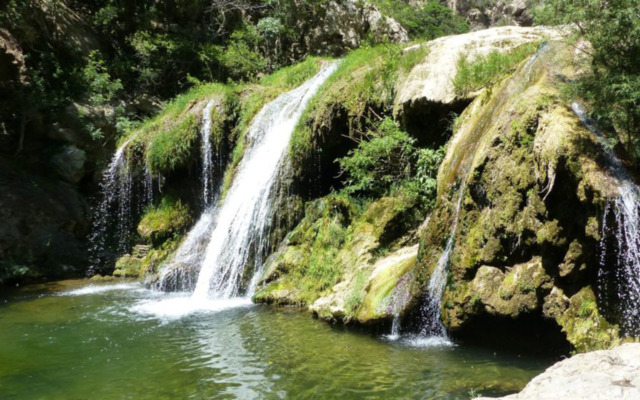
477 343 640 400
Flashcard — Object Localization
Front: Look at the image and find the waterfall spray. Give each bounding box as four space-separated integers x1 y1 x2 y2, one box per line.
192 62 339 300
572 102 640 334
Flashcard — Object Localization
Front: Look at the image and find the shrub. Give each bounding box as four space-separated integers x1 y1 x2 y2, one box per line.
338 117 444 212
453 43 539 97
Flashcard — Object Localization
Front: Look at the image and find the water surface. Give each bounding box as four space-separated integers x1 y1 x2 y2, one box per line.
0 280 551 399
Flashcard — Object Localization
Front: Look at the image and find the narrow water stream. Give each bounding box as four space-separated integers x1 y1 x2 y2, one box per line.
0 280 551 400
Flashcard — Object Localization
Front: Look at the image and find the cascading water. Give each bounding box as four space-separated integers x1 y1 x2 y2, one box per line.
572 102 640 334
88 139 135 272
201 100 216 207
419 186 465 339
89 137 155 274
152 209 218 292
192 62 339 300
152 100 223 291
135 62 339 317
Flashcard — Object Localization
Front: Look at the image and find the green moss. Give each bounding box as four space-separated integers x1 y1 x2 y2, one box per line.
113 254 143 277
138 237 182 278
260 56 325 89
146 115 199 173
256 192 422 321
557 287 621 353
138 196 192 245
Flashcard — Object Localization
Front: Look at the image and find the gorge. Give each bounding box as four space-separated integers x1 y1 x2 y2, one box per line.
2 1 640 399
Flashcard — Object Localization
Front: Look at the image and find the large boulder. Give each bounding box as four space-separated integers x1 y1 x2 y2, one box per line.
478 343 640 400
416 39 624 351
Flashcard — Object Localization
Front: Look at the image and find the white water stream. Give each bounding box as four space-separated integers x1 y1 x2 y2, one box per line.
190 62 338 300
201 100 216 207
572 102 640 334
137 62 339 317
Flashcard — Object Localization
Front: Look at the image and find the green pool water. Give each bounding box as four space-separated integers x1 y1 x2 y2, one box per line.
0 280 552 399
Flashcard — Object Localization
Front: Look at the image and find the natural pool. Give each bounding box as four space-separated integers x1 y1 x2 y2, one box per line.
0 280 553 399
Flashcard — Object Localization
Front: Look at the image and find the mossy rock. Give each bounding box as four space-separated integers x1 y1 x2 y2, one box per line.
356 247 417 323
556 287 621 353
137 197 192 245
417 41 625 351
113 254 143 278
256 193 423 323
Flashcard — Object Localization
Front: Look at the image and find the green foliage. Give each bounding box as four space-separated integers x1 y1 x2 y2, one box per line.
453 43 539 96
83 51 123 105
338 117 444 212
293 195 353 301
370 0 469 40
222 25 268 81
138 196 192 244
290 44 427 171
146 115 199 173
535 0 640 161
339 118 416 195
260 57 324 88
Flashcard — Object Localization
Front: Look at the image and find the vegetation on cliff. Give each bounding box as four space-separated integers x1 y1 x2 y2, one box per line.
536 0 640 162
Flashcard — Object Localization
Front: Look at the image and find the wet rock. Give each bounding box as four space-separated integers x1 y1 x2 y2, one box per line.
50 145 86 183
477 343 640 400
0 160 90 282
417 40 623 351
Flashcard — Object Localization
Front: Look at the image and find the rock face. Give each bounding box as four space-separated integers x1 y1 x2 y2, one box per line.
478 343 640 400
254 195 421 325
395 26 562 109
417 39 624 351
448 0 534 30
303 0 409 56
0 160 90 283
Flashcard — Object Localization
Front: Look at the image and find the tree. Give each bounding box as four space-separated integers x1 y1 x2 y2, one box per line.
536 0 640 160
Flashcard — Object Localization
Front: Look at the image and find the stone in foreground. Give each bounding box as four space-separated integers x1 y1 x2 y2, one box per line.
478 343 640 400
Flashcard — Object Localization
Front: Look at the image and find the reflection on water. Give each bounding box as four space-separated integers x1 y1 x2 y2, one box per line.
0 280 552 399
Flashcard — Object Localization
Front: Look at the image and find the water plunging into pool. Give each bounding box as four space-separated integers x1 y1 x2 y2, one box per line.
141 62 339 317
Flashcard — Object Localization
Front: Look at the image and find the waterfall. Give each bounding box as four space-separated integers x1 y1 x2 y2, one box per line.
191 62 339 300
88 139 135 273
201 100 216 207
88 136 155 275
572 102 640 334
152 209 217 292
419 186 465 339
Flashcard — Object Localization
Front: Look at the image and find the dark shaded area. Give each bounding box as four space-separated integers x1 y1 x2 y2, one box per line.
397 98 471 147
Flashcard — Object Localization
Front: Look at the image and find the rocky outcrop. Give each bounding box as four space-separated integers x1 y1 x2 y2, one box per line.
447 0 534 31
302 0 409 56
478 343 640 400
254 195 422 325
395 26 562 109
416 39 625 351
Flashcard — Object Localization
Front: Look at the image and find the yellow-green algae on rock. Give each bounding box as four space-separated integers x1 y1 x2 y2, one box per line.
254 195 421 324
417 40 624 352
